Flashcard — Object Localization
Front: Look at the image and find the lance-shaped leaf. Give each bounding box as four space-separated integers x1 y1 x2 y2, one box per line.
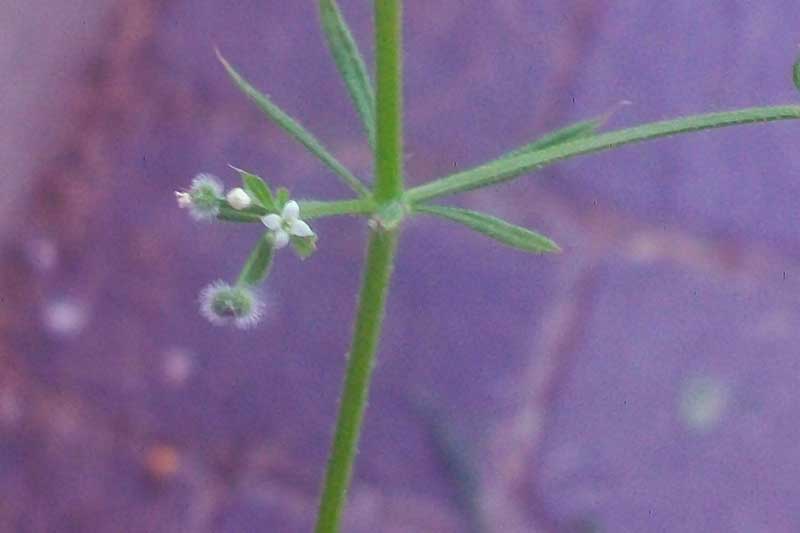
318 0 376 149
216 49 370 198
497 102 629 161
237 233 275 287
794 56 800 92
229 165 277 212
414 204 560 254
407 105 800 203
499 117 604 161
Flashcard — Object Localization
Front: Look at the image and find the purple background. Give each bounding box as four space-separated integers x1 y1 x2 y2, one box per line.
2 1 800 531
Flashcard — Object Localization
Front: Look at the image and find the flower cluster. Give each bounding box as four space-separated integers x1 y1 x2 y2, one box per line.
177 170 316 328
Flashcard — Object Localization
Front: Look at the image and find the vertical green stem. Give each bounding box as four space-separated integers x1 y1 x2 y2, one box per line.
314 230 398 533
314 2 404 531
373 0 404 202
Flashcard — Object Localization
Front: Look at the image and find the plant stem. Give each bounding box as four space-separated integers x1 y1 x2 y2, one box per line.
314 229 399 533
373 0 404 202
314 3 404 531
300 198 376 220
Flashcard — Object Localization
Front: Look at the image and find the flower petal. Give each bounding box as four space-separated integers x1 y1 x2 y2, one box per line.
272 230 290 249
175 191 192 208
262 214 282 230
289 219 314 238
282 200 300 221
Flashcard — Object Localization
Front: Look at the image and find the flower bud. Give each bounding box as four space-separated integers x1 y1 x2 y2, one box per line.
199 281 264 329
226 187 252 210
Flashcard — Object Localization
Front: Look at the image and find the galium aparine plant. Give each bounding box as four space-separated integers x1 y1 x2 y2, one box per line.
176 2 800 532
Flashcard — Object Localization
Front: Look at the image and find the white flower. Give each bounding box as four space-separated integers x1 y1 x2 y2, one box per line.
175 191 192 208
261 200 315 249
226 187 252 210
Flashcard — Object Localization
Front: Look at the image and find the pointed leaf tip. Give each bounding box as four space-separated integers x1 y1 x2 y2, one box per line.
216 49 369 197
414 204 561 254
229 166 277 212
318 0 376 149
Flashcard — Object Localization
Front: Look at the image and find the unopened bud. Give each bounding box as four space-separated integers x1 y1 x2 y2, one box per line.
226 187 252 210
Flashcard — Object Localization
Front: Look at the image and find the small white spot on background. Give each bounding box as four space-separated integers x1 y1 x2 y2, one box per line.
42 299 89 337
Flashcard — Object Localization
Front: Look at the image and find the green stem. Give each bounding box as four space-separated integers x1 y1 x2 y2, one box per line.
373 0 404 202
300 198 376 220
314 3 404 531
314 229 399 533
236 233 274 286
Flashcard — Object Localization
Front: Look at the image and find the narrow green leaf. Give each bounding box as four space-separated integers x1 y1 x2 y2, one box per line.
407 105 800 203
499 118 603 160
794 56 800 92
497 102 629 161
216 49 370 198
217 202 267 223
291 234 318 260
229 165 277 211
275 187 290 209
237 233 275 287
414 204 560 254
318 0 376 149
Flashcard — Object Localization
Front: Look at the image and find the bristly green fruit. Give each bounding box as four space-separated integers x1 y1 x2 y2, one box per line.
187 173 223 220
199 281 264 329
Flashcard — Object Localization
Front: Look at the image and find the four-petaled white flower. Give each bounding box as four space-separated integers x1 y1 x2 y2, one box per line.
226 187 252 210
261 200 315 249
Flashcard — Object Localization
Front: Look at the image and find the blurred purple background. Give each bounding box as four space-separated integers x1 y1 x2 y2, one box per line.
2 1 800 532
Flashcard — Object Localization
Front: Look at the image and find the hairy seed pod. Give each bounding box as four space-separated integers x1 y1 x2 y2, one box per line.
199 281 264 329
